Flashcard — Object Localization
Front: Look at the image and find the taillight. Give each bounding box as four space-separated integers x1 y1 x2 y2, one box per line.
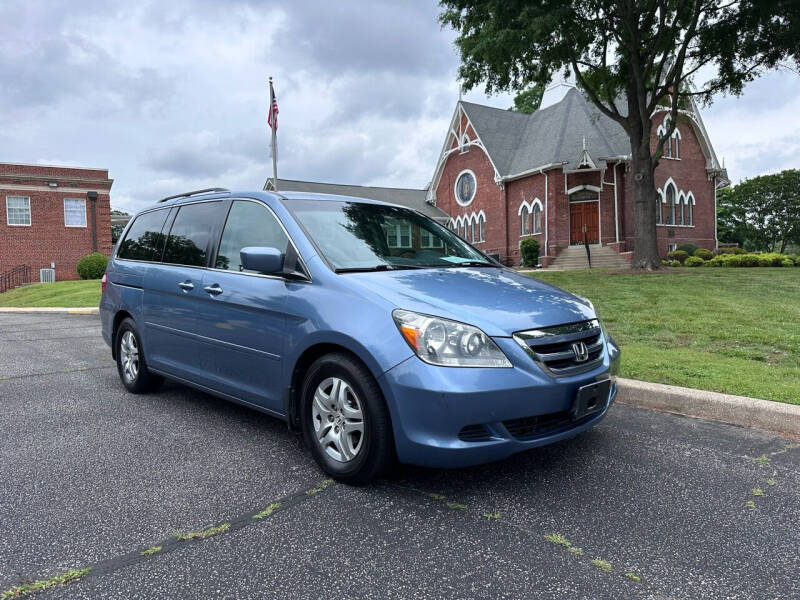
101 273 107 294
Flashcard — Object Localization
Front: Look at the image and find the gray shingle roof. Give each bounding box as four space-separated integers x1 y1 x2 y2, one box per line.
460 88 630 178
264 178 450 222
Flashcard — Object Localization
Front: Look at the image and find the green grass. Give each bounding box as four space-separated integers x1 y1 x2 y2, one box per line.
173 522 230 541
525 268 800 404
1 568 90 598
0 280 101 307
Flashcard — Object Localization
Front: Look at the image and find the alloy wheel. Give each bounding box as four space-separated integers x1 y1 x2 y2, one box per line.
120 330 139 383
311 377 365 462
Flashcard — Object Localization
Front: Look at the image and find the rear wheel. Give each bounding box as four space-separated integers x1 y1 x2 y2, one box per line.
115 318 163 394
301 353 394 484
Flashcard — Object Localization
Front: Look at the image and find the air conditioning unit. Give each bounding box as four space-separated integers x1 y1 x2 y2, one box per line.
39 268 56 283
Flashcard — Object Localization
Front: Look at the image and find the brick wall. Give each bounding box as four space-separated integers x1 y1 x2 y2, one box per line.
0 163 113 281
622 114 717 256
434 143 507 259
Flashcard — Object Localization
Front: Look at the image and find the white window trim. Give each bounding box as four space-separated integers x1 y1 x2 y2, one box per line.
6 195 31 227
454 169 477 207
386 222 412 248
64 197 87 228
657 180 695 227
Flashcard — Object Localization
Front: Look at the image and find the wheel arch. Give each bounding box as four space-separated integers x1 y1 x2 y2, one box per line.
285 339 387 431
111 310 135 360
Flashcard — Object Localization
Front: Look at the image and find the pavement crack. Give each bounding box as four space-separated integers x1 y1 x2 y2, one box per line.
2 479 336 597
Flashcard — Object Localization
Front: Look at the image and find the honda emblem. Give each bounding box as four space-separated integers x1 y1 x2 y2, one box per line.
571 341 589 363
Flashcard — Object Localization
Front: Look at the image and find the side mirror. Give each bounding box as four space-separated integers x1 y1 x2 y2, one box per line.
240 247 284 274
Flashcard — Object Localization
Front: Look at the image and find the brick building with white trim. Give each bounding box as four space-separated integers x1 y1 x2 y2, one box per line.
1 163 113 281
428 87 729 266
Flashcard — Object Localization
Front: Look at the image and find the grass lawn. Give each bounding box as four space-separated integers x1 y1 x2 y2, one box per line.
525 268 800 405
0 279 101 308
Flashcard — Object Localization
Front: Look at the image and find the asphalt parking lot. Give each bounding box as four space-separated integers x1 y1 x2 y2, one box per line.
1 313 798 600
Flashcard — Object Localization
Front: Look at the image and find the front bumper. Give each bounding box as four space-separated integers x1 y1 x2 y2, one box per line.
378 335 620 468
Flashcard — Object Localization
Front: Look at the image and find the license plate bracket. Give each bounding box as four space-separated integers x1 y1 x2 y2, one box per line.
572 379 611 420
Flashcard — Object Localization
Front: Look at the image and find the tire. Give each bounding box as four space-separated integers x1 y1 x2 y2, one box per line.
115 318 163 394
301 353 395 485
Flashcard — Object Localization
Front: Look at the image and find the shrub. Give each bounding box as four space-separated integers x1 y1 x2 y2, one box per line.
785 254 799 265
722 255 742 267
666 250 689 264
684 256 704 267
739 254 760 267
720 246 746 255
520 238 540 267
693 248 713 261
782 259 794 267
676 243 698 256
760 253 786 266
76 252 108 279
669 260 681 267
706 257 723 267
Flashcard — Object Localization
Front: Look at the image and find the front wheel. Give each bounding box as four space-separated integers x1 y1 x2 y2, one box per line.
301 353 395 484
115 318 163 394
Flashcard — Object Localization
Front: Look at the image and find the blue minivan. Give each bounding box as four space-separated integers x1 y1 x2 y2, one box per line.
101 188 619 483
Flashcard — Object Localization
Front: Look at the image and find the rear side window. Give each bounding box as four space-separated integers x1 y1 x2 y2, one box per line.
117 209 170 261
162 202 220 267
215 200 289 272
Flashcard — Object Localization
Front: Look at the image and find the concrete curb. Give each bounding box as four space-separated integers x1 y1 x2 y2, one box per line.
0 307 98 315
616 377 800 438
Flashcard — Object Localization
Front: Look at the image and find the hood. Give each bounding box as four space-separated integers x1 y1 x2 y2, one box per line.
344 267 595 337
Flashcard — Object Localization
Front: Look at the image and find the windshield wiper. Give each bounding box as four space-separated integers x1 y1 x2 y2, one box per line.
334 264 426 273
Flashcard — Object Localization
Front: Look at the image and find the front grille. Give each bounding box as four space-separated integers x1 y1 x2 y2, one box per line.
502 410 573 439
513 319 604 377
457 424 492 442
503 410 598 441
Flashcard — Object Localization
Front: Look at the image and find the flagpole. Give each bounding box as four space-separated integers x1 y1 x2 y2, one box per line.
269 76 278 192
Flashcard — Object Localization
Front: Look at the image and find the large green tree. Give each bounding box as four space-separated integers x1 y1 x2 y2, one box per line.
718 169 800 253
440 0 800 269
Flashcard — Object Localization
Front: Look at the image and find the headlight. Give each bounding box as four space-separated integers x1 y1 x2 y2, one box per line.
392 309 512 368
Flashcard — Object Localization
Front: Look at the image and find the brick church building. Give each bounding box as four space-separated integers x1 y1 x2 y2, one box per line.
428 87 729 266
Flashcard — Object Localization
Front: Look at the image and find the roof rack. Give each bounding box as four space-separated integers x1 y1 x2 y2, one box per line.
156 187 230 203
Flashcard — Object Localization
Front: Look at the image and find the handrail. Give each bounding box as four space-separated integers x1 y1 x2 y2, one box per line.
0 264 31 294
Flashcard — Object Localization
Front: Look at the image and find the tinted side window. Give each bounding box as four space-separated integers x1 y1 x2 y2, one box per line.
117 209 170 261
162 202 221 267
215 201 289 272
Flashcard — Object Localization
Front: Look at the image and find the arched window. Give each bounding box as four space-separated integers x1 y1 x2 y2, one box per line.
470 216 477 242
520 205 530 235
478 214 485 242
677 194 685 225
656 193 662 225
687 193 694 226
673 136 680 159
532 204 542 234
665 185 676 225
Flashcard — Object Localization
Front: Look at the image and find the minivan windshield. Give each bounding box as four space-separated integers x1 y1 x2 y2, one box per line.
286 199 496 272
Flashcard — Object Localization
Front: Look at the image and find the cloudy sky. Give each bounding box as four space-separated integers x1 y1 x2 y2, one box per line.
2 1 798 213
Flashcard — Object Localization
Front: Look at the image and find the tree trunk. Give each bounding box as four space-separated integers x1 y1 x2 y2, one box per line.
630 138 662 269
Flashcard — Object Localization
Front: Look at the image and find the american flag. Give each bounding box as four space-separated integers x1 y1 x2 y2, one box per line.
267 81 279 131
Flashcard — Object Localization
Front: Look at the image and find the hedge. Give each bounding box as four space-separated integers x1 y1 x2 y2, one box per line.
693 248 714 261
520 238 540 267
684 256 704 267
76 253 109 279
704 252 799 268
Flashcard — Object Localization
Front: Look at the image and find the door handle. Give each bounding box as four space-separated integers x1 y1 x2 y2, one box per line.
178 281 194 291
204 284 223 296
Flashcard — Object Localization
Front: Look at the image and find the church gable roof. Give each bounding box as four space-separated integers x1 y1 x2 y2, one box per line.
459 88 630 180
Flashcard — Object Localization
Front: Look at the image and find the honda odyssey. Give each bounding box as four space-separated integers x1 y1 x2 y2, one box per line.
100 188 620 483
